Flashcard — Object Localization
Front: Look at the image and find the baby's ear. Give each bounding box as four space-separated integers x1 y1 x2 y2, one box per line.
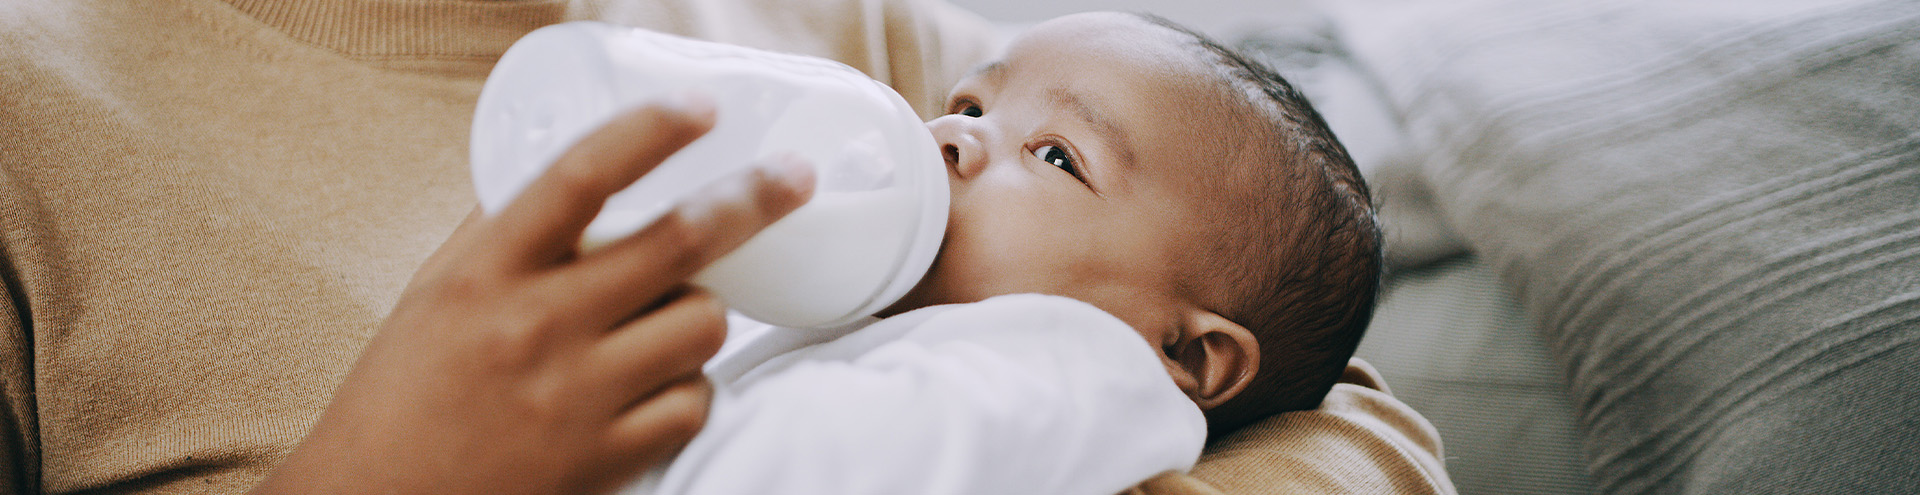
1163 310 1259 410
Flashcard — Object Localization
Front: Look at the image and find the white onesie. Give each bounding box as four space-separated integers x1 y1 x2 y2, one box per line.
622 294 1207 495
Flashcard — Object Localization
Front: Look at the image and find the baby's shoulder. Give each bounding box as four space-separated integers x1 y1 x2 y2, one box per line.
922 294 1126 333
894 294 1150 366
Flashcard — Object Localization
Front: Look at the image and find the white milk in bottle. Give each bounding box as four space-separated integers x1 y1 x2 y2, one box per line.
470 22 948 329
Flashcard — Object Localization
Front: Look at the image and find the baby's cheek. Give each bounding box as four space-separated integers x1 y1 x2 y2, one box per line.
933 194 1066 301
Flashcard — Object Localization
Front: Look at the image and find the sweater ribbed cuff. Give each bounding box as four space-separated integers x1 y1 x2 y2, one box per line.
220 0 565 60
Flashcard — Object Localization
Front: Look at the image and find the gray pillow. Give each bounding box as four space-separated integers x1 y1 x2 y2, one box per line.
1328 0 1920 492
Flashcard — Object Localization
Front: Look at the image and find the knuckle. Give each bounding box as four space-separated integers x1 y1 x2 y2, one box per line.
545 162 606 200
480 328 540 369
517 374 571 421
650 211 712 267
482 303 564 367
649 211 691 246
436 269 499 301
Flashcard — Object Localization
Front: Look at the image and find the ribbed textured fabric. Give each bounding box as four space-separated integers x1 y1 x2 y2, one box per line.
1327 0 1920 493
1128 360 1456 495
1182 360 1455 495
1356 256 1595 495
224 0 564 61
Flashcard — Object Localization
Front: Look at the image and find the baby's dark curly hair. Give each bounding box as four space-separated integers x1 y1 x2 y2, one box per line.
1132 13 1385 438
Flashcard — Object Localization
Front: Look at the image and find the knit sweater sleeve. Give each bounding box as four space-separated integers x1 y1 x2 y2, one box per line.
0 269 35 495
0 172 39 495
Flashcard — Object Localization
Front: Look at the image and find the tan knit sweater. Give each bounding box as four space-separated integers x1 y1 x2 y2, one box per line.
0 1 1450 493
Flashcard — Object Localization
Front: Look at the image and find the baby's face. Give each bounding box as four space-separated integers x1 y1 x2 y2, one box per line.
885 12 1254 333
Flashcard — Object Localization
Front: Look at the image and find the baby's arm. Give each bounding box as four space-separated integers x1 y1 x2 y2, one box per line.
652 294 1206 495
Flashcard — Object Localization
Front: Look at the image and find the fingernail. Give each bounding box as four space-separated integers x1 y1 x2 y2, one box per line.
768 153 816 198
671 90 717 120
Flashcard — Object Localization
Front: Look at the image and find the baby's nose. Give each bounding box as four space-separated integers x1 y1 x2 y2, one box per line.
925 115 988 179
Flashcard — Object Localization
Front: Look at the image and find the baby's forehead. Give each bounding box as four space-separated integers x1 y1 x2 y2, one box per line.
1006 13 1210 73
978 12 1279 195
998 14 1251 116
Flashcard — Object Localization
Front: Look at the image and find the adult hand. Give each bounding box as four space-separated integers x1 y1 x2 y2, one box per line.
252 96 815 495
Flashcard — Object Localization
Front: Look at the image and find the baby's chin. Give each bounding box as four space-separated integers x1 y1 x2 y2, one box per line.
875 255 1013 318
878 269 1071 320
872 227 1031 317
875 225 969 316
875 266 966 317
874 265 942 318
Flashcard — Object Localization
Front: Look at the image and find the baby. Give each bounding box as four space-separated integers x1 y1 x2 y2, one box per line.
630 11 1381 495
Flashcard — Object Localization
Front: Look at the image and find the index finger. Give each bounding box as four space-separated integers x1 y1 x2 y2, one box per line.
487 96 717 268
545 155 814 325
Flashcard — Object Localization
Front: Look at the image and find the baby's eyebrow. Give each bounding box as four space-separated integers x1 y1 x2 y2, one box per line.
963 60 1007 84
1048 87 1137 172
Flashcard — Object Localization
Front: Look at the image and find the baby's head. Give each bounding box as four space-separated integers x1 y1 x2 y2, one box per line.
883 12 1382 437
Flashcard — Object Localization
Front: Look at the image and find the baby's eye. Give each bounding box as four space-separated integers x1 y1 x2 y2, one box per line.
948 98 984 118
1033 145 1085 184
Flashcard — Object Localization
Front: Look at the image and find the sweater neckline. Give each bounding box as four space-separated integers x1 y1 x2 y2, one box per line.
218 0 566 61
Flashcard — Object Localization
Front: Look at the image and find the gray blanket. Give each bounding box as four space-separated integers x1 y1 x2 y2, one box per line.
1323 0 1920 492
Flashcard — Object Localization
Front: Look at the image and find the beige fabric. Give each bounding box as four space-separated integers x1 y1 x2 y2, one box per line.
1132 360 1456 495
0 1 1449 493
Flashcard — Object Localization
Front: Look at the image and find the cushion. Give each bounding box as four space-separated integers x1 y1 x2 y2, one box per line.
1353 256 1593 495
1326 0 1920 492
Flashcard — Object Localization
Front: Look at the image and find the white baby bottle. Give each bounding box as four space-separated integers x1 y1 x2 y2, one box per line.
470 21 948 329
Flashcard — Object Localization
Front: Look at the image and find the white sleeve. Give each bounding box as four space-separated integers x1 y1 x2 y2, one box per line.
650 294 1207 495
